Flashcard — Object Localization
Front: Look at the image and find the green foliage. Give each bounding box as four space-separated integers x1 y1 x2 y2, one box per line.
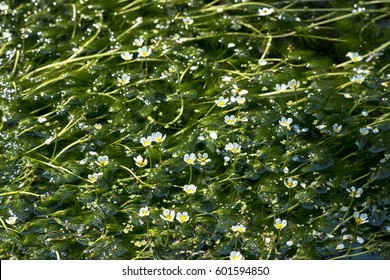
0 0 389 260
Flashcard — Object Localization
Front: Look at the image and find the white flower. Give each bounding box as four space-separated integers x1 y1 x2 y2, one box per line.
151 132 166 143
336 243 345 250
346 52 362 62
197 153 211 165
344 93 353 98
209 131 218 140
184 153 196 165
258 59 268 66
356 236 364 244
140 136 153 147
5 216 17 225
231 96 245 104
133 38 144 47
221 75 233 82
359 127 369 135
121 52 133 61
333 123 342 133
279 117 293 129
274 218 287 230
45 137 53 145
224 115 237 125
215 97 229 107
228 43 236 48
87 172 102 183
284 177 298 188
231 84 248 95
361 110 369 117
274 83 287 92
117 73 130 86
97 155 109 167
134 155 148 168
183 184 197 194
258 7 274 16
38 116 47 123
0 4 9 11
139 207 150 217
231 224 246 233
346 186 363 198
287 79 300 90
138 46 151 58
350 74 364 84
94 123 102 130
354 212 368 225
183 17 194 26
230 251 243 260
176 212 190 223
225 142 241 154
286 240 294 247
160 209 175 222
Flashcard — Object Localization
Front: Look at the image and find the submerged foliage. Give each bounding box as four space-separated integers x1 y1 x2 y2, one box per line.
0 0 389 260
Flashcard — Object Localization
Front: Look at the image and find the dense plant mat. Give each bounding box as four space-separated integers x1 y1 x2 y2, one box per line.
0 0 389 260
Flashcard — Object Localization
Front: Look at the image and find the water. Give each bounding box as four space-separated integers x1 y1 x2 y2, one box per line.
0 0 389 260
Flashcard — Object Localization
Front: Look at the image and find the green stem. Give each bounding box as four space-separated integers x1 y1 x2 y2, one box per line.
165 223 170 245
188 165 193 185
346 224 359 257
342 198 354 222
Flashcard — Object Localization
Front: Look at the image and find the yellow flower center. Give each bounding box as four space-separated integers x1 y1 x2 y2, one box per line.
275 224 283 230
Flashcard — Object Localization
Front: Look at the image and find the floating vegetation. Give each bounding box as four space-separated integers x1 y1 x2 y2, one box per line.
0 0 389 260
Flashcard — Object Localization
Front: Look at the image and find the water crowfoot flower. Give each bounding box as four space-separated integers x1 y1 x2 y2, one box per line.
151 132 166 143
274 218 287 230
97 155 109 167
197 153 211 165
139 207 150 217
284 177 298 188
183 184 197 194
88 172 102 183
230 251 244 260
134 155 148 168
258 59 268 66
160 209 175 222
231 84 248 95
117 73 130 86
133 38 144 47
176 212 190 223
230 96 245 104
258 7 274 16
359 127 369 135
231 224 246 233
350 74 365 84
279 117 293 130
121 52 133 61
140 136 153 147
354 212 368 225
183 153 196 165
346 52 363 62
287 79 300 90
224 115 237 125
182 17 194 26
274 84 287 92
6 216 17 225
225 143 241 154
346 186 363 198
209 131 218 140
138 46 151 58
215 97 229 107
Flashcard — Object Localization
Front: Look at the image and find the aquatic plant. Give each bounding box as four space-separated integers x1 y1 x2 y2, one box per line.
0 0 389 260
